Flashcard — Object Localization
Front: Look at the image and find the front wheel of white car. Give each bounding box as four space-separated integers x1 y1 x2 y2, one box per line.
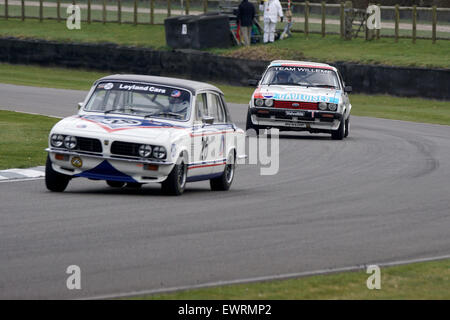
161 159 187 196
210 152 235 191
45 155 71 192
331 118 345 140
344 116 350 138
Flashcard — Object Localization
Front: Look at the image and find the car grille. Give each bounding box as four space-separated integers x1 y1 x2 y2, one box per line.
111 141 141 157
76 137 102 153
273 101 318 110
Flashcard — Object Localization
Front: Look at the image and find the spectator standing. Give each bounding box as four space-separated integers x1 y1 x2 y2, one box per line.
237 0 256 46
259 0 283 43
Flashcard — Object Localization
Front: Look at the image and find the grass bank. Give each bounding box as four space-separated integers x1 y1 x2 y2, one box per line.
134 259 450 299
0 19 449 68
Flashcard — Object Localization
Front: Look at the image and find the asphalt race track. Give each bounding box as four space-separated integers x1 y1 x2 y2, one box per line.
1 84 449 299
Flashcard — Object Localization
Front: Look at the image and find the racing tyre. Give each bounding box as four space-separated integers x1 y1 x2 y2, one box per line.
161 160 187 196
331 118 345 140
45 155 71 192
107 180 125 188
246 109 259 136
210 152 235 191
344 117 350 138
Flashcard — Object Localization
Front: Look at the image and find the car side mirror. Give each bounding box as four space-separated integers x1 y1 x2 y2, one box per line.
78 102 84 110
344 86 352 93
247 79 259 87
202 115 214 125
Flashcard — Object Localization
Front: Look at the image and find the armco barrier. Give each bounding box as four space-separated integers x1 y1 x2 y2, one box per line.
0 37 448 100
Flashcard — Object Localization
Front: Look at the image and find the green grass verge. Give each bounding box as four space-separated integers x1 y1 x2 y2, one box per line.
0 110 59 170
133 259 450 299
1 18 449 68
1 63 450 126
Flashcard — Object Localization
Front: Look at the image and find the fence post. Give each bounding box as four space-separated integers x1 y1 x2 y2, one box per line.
394 4 399 42
432 5 437 44
376 4 380 39
134 0 138 25
39 0 43 22
186 0 190 15
150 0 154 25
5 0 8 20
118 0 121 24
412 5 416 44
103 0 106 24
321 1 326 37
305 1 309 38
204 0 207 13
87 0 91 24
340 2 345 39
168 0 171 17
21 0 25 21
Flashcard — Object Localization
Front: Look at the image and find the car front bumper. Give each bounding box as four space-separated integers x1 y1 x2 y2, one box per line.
46 148 175 183
249 107 343 133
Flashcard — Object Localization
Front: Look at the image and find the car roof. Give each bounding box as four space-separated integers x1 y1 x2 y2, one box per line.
269 60 337 71
96 74 224 95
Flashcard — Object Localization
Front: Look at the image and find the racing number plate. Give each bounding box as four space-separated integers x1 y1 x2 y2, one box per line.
284 122 306 128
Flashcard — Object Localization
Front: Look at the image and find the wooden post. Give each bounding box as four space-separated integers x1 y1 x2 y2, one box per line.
203 0 207 13
39 0 43 22
186 0 190 15
321 2 326 37
118 0 121 24
412 5 417 44
340 2 345 39
5 0 8 20
134 0 137 25
103 0 106 24
305 1 309 37
394 4 399 42
432 5 437 44
376 4 380 39
87 0 91 24
150 0 154 25
168 0 171 17
21 0 25 21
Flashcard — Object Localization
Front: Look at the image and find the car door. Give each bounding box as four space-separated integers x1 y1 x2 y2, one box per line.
188 92 214 178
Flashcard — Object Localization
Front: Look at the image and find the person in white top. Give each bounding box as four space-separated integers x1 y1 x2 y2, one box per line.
259 0 284 43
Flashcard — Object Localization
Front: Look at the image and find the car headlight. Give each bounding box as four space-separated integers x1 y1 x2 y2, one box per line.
264 99 274 107
51 134 64 147
328 103 338 111
152 146 166 159
254 98 264 107
318 102 328 110
138 144 152 158
63 135 77 149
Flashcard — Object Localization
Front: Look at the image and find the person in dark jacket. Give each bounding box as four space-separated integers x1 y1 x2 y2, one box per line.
237 0 256 46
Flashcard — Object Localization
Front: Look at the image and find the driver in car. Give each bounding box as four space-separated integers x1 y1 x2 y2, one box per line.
166 90 190 117
274 71 292 84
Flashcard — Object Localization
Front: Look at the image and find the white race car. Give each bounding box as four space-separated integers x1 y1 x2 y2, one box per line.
46 75 246 195
246 60 352 139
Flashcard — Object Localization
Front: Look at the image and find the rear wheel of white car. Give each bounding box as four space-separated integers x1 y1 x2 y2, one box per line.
210 152 235 191
107 180 125 188
45 155 71 192
161 159 187 196
344 117 350 138
331 118 345 140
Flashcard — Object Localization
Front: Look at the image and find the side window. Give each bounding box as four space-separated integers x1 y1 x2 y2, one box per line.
206 92 225 123
196 93 207 120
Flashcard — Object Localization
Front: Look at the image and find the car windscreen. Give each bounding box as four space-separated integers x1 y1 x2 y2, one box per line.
84 82 192 121
261 66 340 89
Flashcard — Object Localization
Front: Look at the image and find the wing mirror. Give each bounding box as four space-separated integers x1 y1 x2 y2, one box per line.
247 79 259 87
202 115 214 125
77 102 84 110
344 86 352 93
